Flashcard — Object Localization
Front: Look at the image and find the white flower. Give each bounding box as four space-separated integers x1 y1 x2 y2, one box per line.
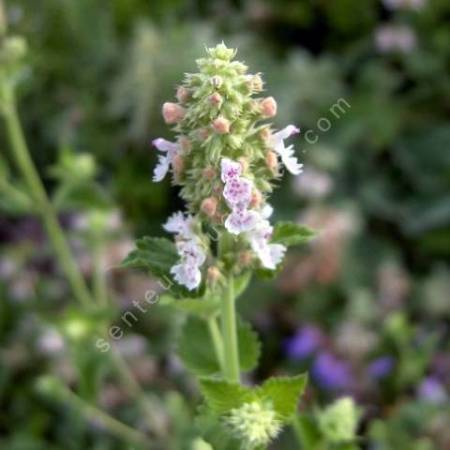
163 211 206 290
170 263 202 291
163 211 195 239
224 207 260 235
152 138 180 182
223 177 253 208
271 125 303 175
176 240 206 266
248 217 286 270
171 240 205 290
221 157 242 182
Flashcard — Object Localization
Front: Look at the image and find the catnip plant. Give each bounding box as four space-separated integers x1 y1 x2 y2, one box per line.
0 15 360 446
124 43 327 450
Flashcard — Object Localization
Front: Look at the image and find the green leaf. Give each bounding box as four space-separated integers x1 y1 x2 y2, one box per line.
177 316 261 375
121 236 178 280
238 318 261 372
256 374 308 421
178 317 219 376
272 222 316 247
122 236 206 298
199 378 254 415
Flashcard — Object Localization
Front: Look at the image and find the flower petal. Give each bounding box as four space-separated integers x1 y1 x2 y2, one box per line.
272 125 300 145
223 177 253 208
225 208 260 235
153 155 170 182
221 158 242 182
152 138 179 153
176 240 206 266
279 145 303 175
170 263 202 290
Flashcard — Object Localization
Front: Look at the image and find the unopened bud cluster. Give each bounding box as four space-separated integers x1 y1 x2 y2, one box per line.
225 401 281 449
152 43 303 290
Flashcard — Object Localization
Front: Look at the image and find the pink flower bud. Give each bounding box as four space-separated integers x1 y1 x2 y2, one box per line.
207 266 222 284
260 127 272 142
250 190 263 208
209 92 222 106
162 102 185 124
202 166 216 180
176 86 190 103
200 197 218 217
172 154 184 180
266 150 278 172
212 116 230 134
178 136 192 152
260 96 277 118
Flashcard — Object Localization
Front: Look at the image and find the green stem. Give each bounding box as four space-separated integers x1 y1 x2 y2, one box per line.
207 317 225 373
221 276 240 382
57 383 149 447
2 94 91 307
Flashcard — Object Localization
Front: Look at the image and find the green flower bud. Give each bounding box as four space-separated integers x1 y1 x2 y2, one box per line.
225 401 281 449
318 397 360 444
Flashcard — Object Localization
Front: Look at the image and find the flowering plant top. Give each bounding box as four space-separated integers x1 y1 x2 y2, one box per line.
139 43 312 292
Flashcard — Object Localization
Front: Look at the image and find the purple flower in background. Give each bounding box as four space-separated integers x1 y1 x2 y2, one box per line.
417 377 448 404
284 325 323 360
368 356 395 379
312 352 354 391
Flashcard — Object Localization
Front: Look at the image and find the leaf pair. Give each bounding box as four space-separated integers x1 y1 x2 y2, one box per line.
199 374 308 422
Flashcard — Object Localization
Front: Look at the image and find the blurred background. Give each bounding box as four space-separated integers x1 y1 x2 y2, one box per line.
0 0 449 449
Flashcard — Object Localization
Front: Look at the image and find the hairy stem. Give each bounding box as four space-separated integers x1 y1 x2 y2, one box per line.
221 276 240 382
2 94 91 307
207 316 225 373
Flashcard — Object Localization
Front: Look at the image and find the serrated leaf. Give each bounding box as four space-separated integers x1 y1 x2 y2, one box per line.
177 316 261 375
199 378 254 415
122 236 206 298
122 236 178 276
238 318 261 372
256 374 308 421
272 222 316 247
